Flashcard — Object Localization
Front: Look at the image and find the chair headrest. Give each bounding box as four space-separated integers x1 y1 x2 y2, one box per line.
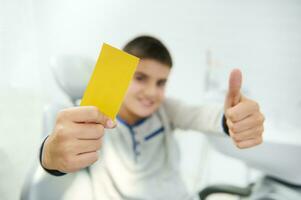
50 55 94 102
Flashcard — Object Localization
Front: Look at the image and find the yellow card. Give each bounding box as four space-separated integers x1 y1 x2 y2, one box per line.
80 43 139 120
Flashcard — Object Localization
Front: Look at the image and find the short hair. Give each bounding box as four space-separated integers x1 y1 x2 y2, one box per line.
123 35 172 68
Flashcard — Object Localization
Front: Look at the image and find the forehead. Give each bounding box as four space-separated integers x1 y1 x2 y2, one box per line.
135 59 171 79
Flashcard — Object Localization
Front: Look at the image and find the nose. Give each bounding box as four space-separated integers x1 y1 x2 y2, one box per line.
144 83 157 99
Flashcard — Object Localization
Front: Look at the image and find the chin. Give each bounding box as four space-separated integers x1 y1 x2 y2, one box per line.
135 110 154 118
135 106 158 118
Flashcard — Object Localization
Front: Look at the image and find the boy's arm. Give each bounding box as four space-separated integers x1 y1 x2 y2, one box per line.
164 69 265 149
30 162 77 200
163 98 226 135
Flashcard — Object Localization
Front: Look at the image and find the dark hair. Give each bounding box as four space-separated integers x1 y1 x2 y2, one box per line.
123 35 172 68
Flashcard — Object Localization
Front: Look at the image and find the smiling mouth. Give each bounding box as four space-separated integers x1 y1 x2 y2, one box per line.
139 99 155 107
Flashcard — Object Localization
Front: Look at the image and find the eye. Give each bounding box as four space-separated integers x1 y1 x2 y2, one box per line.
135 75 146 82
157 80 167 87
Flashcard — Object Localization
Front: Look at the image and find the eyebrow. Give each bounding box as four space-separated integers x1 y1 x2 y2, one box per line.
135 71 167 82
135 71 147 76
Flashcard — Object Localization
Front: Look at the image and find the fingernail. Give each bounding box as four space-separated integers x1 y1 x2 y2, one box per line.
106 119 115 128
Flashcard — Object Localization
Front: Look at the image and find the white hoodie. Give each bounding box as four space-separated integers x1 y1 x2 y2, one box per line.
33 98 226 200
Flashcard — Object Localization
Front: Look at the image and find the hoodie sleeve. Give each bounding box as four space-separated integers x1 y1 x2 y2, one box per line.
162 98 229 136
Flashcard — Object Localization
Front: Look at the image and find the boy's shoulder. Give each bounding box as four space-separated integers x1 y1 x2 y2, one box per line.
160 97 192 114
161 97 182 108
158 97 185 120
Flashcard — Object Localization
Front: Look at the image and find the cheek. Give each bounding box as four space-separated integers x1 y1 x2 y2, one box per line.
126 81 143 97
157 89 166 101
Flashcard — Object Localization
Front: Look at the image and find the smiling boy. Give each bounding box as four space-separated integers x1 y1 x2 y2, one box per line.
40 36 264 200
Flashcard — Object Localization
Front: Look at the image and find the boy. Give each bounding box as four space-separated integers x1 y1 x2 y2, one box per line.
40 36 264 199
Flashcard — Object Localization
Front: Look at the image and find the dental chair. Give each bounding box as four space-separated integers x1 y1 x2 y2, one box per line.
20 55 94 200
199 126 301 199
199 183 253 199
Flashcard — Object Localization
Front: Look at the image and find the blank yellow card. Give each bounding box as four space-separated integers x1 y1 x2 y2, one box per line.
80 43 139 120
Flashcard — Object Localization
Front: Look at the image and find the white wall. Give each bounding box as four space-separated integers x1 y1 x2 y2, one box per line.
1 0 301 199
33 0 210 104
0 1 43 200
34 0 301 126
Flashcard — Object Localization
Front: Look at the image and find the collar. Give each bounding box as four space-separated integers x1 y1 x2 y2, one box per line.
116 115 148 129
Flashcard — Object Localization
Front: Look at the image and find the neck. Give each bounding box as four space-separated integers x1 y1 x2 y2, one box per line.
118 108 143 126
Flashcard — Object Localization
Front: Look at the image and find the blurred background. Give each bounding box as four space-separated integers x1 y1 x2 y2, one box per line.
1 0 301 199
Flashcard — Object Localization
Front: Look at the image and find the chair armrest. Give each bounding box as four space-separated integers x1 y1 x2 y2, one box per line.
199 183 253 199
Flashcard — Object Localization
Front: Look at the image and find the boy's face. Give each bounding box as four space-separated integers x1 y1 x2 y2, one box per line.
119 59 171 124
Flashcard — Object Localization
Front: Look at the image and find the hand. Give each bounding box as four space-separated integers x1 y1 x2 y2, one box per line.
224 69 265 149
42 106 116 173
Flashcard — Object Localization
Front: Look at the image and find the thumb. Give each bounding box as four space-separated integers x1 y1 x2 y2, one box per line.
225 69 242 109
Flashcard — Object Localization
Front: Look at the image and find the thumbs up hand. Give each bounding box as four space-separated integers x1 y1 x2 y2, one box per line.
224 69 265 149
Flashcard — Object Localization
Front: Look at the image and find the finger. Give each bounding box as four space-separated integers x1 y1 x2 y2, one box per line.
235 137 263 149
226 118 234 131
73 123 105 140
60 106 115 128
226 99 259 122
225 69 242 109
74 138 103 154
231 126 263 142
73 151 99 170
230 113 264 133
